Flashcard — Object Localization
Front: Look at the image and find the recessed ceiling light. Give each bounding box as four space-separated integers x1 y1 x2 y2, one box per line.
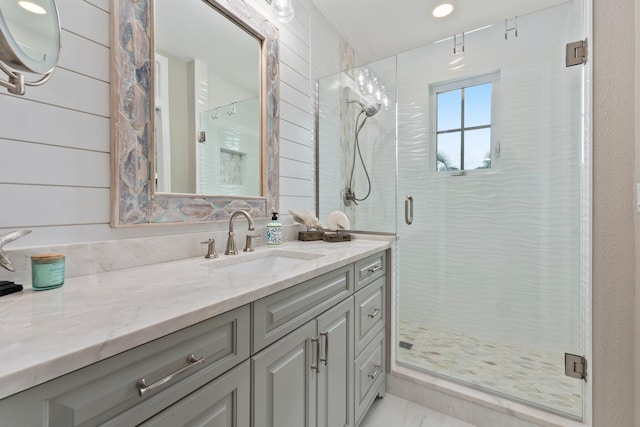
18 1 47 14
432 1 456 18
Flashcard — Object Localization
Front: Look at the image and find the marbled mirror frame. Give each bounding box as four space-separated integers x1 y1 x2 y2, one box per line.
110 0 279 227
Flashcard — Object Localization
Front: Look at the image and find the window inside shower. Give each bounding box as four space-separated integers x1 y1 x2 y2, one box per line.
433 73 498 172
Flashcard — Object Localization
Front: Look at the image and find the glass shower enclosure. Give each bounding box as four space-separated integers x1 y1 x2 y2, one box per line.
317 0 588 421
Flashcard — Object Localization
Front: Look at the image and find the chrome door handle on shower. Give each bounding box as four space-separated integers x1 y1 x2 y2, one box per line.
405 195 414 225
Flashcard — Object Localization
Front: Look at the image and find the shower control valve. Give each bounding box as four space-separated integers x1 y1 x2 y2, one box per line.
343 187 358 206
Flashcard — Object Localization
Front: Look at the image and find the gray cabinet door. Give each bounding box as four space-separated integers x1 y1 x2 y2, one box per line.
252 320 318 427
316 297 354 427
139 360 250 427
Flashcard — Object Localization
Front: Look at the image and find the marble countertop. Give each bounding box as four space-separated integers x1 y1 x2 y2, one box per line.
0 238 391 400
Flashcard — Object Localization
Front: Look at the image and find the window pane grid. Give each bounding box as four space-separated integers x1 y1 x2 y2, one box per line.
435 81 493 172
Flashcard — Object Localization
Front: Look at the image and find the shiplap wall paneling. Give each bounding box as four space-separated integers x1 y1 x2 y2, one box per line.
0 140 110 187
0 185 110 227
0 96 109 152
277 0 314 214
0 0 325 246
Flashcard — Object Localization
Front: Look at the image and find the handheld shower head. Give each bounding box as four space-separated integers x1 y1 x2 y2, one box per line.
347 99 381 117
364 103 381 117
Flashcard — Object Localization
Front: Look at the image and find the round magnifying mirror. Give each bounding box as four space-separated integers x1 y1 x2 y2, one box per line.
0 0 60 75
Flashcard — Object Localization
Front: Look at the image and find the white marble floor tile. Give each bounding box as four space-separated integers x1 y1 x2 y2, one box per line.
359 393 477 427
396 319 582 417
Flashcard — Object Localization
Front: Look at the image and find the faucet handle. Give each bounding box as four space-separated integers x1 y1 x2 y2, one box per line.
201 238 218 259
244 234 261 252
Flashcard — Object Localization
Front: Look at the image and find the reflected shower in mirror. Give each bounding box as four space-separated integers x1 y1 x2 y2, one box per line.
154 0 260 196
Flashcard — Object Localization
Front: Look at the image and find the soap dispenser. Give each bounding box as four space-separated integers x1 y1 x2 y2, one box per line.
266 212 283 248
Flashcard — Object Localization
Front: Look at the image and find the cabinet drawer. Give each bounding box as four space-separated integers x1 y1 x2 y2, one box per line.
354 330 385 425
0 305 251 427
354 276 385 356
252 264 354 352
139 360 250 427
354 251 386 291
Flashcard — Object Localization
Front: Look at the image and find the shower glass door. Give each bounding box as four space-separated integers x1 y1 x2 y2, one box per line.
396 1 587 419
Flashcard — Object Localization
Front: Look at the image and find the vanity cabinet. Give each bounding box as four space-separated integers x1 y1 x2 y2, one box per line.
252 249 387 427
0 305 251 427
0 248 388 427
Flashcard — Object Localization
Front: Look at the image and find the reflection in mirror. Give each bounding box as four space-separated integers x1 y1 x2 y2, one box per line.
111 0 279 227
154 0 261 196
198 97 261 195
0 0 61 94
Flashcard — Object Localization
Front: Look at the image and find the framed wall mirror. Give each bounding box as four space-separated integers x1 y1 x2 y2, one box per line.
111 0 279 227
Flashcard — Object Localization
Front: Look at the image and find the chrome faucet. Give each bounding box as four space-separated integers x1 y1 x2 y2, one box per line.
225 210 255 255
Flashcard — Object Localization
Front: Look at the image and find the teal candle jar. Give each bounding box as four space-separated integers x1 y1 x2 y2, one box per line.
31 253 65 290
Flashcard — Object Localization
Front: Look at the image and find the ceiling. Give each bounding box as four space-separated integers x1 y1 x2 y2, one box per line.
310 0 571 63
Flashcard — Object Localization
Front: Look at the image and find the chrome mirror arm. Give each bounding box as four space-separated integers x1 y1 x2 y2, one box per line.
0 61 55 95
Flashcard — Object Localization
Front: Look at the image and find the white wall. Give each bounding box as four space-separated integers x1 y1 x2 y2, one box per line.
167 56 190 192
636 0 640 423
0 0 318 248
593 0 636 425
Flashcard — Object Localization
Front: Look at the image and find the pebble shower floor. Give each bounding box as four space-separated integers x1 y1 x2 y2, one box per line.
396 319 582 417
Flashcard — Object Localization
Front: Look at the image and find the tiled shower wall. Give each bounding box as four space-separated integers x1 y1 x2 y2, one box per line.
397 2 585 354
0 0 337 248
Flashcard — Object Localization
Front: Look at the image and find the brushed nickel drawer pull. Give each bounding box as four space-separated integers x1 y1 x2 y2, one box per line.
368 364 382 380
311 337 321 373
320 331 329 365
136 354 205 397
367 308 382 319
367 265 381 273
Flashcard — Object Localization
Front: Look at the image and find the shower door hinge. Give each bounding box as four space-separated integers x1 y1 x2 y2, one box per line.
566 39 588 67
565 353 587 381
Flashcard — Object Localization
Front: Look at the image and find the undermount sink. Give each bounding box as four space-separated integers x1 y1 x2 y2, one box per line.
208 250 322 275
